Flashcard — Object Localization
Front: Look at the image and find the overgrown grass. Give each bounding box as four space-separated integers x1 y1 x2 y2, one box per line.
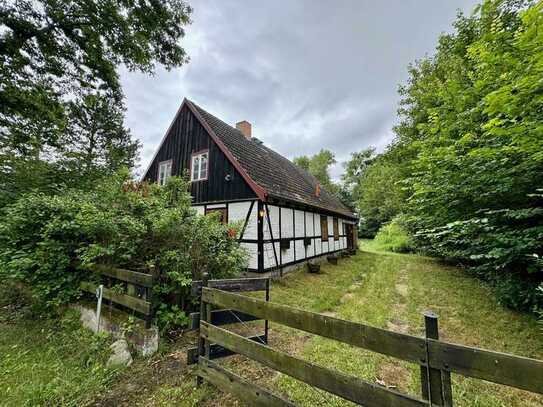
268 245 543 406
0 285 118 406
371 217 414 253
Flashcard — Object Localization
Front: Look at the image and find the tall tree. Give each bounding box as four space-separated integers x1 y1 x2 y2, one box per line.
0 0 192 154
293 149 338 193
62 93 140 181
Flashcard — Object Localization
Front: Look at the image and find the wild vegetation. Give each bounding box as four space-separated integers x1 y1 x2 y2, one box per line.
336 0 543 313
0 174 247 328
0 0 192 207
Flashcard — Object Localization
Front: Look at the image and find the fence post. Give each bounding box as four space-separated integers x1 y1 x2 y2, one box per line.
264 278 270 343
420 311 453 406
196 271 209 386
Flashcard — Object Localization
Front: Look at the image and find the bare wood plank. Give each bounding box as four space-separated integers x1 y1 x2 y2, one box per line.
189 309 260 330
428 339 543 394
88 264 153 287
192 277 268 296
202 288 426 364
197 357 295 407
187 334 267 365
201 322 427 407
80 281 151 315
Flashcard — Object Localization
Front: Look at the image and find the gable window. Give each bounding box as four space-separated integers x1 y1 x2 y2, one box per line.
158 160 172 185
320 215 328 241
191 150 209 182
333 218 339 241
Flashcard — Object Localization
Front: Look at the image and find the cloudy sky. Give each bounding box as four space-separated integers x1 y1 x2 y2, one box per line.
121 0 478 179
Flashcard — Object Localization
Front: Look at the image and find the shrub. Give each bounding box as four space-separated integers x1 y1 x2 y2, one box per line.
0 171 248 328
413 206 543 312
373 216 414 253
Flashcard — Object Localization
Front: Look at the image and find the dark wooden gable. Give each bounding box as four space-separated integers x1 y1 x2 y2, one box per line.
143 104 256 203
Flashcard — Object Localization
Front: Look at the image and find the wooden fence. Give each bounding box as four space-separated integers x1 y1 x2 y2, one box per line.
196 285 543 406
187 276 270 366
80 265 155 327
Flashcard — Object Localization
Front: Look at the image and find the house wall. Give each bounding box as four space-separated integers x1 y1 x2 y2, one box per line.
192 199 356 273
260 202 351 272
143 104 256 203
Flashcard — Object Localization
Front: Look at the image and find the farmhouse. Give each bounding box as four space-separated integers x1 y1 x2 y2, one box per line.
143 98 358 273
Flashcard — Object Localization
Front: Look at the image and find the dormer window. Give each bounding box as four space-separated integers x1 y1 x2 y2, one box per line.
191 150 209 182
158 160 172 185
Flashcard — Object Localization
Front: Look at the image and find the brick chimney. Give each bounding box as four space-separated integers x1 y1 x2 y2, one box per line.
236 120 252 139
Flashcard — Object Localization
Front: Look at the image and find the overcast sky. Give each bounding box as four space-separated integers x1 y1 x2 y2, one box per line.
121 0 479 179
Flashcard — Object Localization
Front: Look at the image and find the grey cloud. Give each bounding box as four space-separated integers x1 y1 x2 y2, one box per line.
121 0 479 177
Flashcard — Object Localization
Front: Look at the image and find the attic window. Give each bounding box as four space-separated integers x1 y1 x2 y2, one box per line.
158 160 172 185
191 150 209 182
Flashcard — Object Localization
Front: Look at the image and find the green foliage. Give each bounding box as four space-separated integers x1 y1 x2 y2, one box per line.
0 0 191 151
294 149 339 195
0 304 117 406
373 217 414 253
355 0 543 311
0 173 248 320
357 159 404 237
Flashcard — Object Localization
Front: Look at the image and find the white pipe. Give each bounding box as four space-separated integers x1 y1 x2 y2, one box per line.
95 284 104 333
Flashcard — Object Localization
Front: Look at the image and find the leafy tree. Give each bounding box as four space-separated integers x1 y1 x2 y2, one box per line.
359 0 543 311
294 149 339 194
342 147 375 205
357 159 404 237
0 0 192 153
62 93 140 183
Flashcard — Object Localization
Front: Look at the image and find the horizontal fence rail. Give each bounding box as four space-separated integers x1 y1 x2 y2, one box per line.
202 287 543 396
198 357 295 407
201 321 427 407
192 277 269 296
87 264 154 287
80 281 152 315
202 287 427 364
188 309 260 330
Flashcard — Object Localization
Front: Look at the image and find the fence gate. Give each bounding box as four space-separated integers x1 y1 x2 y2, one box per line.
186 274 270 366
194 280 543 406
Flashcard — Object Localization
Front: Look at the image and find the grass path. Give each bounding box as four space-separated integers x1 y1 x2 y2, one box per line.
270 245 543 407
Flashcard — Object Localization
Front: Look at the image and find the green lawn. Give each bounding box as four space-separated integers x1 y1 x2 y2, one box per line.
0 305 117 406
269 243 543 407
2 245 542 406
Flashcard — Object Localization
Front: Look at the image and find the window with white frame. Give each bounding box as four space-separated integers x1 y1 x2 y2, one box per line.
158 160 172 185
191 151 208 181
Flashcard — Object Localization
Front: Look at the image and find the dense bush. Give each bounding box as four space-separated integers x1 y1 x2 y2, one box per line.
0 172 247 326
354 0 543 312
373 216 414 253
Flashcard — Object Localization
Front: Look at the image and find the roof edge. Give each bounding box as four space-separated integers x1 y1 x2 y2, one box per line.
185 99 268 201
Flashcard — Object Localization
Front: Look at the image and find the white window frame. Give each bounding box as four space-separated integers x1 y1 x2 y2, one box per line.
158 160 172 186
191 150 209 182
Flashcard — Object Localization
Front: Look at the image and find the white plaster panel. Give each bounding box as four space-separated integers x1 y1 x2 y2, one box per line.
295 240 305 261
193 205 205 215
305 212 315 236
207 203 227 209
264 205 280 240
240 242 258 270
322 240 329 253
229 201 257 239
328 216 334 240
294 210 305 237
315 239 322 255
281 245 294 264
280 207 293 238
264 243 280 269
314 213 321 237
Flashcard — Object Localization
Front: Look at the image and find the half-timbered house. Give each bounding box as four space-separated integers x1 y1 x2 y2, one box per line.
143 98 358 273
